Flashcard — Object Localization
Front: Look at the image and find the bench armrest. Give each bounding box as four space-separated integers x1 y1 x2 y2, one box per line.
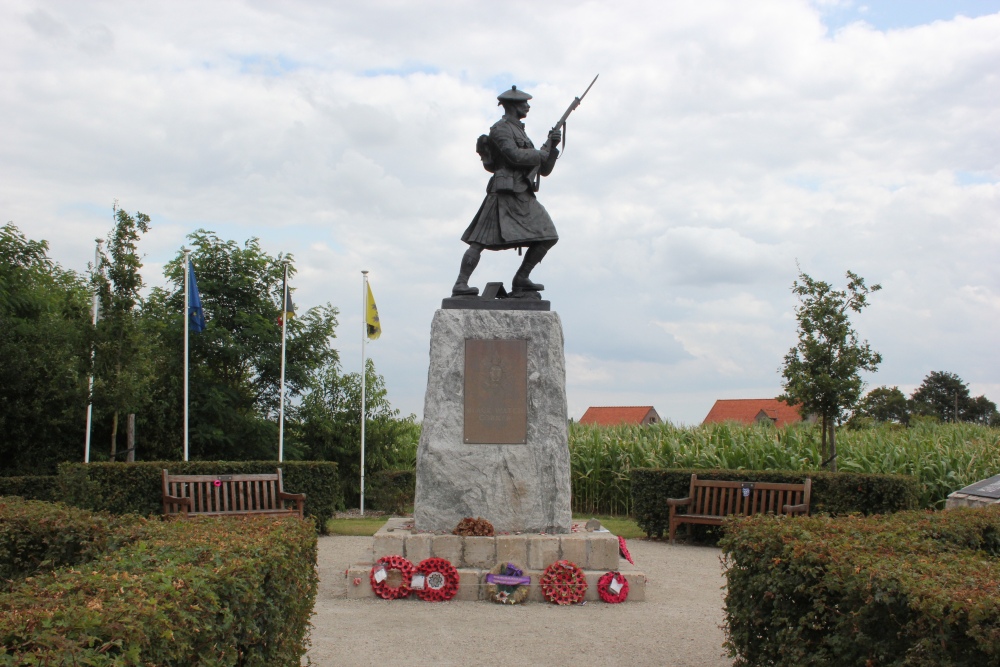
278 491 305 502
783 503 808 515
666 497 692 508
163 495 191 507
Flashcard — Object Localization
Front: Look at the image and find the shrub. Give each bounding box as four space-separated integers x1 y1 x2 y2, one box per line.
631 467 920 539
367 468 415 514
720 506 1000 666
0 497 145 582
0 514 318 666
57 460 342 533
0 475 61 502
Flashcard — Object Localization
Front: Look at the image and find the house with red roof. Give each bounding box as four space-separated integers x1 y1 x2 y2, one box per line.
579 406 661 426
702 398 806 427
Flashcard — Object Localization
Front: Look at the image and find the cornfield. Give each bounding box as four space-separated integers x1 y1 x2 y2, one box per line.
569 421 1000 515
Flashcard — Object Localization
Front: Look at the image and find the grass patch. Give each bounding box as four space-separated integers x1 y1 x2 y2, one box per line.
573 513 644 539
325 516 388 536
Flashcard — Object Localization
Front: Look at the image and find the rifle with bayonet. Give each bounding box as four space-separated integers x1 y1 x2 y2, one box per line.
549 73 598 151
532 74 598 190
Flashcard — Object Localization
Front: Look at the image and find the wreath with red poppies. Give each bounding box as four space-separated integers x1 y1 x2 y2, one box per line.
412 557 460 602
370 555 414 600
539 559 587 605
597 571 629 603
618 536 634 565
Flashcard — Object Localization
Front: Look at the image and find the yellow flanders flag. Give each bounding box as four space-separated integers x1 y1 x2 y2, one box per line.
366 282 381 340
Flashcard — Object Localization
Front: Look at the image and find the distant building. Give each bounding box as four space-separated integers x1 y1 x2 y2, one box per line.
579 406 661 426
702 398 805 427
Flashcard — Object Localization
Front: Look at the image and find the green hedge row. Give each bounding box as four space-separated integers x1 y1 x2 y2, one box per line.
367 468 415 514
720 506 1000 666
1 506 318 666
58 461 342 533
0 476 61 503
631 467 921 539
0 497 146 582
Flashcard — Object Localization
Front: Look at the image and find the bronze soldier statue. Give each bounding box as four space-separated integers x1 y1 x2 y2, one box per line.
452 85 563 298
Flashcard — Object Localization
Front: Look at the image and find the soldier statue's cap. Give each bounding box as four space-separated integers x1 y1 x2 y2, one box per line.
497 85 532 104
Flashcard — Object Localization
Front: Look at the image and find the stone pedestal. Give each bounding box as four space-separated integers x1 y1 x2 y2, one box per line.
414 309 572 534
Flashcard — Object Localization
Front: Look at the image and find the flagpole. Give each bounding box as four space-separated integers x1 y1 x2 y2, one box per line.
84 238 103 463
360 270 368 516
183 249 190 462
278 260 289 463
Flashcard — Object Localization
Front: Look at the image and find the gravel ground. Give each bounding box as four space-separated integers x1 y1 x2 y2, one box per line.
307 535 732 667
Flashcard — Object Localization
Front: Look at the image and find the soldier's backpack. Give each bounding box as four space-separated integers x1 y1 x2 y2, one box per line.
476 134 496 173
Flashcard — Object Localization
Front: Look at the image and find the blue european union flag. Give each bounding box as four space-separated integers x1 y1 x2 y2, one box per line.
188 260 206 333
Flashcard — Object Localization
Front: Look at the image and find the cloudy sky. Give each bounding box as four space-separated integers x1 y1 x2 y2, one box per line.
3 0 999 425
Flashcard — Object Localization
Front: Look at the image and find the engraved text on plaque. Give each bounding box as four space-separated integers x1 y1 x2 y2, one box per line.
463 339 528 444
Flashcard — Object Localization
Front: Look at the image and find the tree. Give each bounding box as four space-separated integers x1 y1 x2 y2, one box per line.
0 223 91 474
93 207 153 461
779 269 882 471
296 357 418 506
910 371 999 425
854 386 909 425
139 230 339 461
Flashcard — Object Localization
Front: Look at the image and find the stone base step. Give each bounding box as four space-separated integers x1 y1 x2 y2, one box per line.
373 518 622 571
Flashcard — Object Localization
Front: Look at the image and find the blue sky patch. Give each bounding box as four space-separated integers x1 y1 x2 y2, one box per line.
817 0 1000 32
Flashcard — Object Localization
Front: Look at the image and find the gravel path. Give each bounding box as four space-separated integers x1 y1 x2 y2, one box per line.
308 535 732 667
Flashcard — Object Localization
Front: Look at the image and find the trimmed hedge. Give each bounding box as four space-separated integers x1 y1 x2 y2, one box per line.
720 506 1000 666
0 475 61 502
58 460 342 533
1 513 318 666
632 467 920 539
0 497 146 582
368 468 415 514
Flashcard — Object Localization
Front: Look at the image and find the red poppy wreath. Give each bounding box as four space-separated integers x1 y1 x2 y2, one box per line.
413 557 460 602
597 571 629 603
540 559 587 605
618 536 634 565
370 555 414 600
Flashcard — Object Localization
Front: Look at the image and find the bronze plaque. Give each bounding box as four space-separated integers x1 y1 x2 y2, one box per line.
464 339 528 444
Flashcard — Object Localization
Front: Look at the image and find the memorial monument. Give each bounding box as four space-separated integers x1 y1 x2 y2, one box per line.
414 79 597 533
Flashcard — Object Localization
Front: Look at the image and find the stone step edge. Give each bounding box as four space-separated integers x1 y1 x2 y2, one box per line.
341 563 646 603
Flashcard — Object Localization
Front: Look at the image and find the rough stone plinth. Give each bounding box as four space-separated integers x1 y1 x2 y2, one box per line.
414 309 572 534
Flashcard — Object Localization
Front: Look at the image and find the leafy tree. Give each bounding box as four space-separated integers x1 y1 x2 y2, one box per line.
854 386 909 425
92 207 153 460
296 357 418 507
0 223 91 474
779 269 882 471
140 230 339 461
910 371 999 425
966 395 1000 427
910 371 970 423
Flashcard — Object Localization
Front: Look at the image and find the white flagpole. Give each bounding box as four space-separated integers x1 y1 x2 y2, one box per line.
278 261 289 462
84 238 103 463
183 248 190 462
360 270 368 516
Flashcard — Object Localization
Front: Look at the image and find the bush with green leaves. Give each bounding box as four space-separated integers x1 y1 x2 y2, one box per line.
1 512 317 666
720 506 1000 666
0 497 145 582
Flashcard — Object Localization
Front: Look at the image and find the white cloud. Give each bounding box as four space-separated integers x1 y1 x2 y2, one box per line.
2 0 999 424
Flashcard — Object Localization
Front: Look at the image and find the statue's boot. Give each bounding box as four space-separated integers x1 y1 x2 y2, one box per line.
511 243 551 292
452 246 481 296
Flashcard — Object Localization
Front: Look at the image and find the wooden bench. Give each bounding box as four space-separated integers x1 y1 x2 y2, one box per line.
162 469 305 519
667 474 811 542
